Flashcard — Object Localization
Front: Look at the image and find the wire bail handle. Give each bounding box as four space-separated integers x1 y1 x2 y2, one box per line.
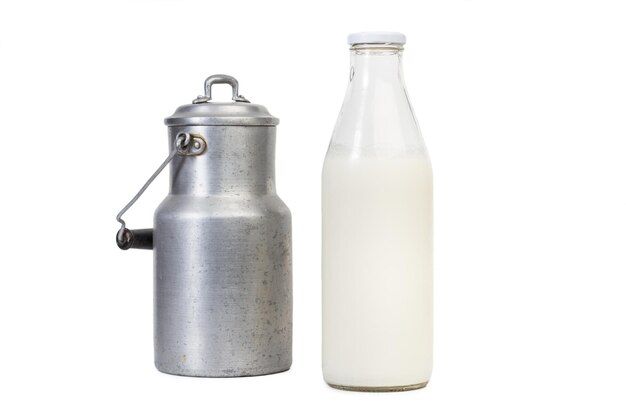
115 132 206 249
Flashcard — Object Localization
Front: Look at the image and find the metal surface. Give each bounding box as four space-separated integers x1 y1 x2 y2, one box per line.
152 75 292 377
165 103 278 127
115 133 206 249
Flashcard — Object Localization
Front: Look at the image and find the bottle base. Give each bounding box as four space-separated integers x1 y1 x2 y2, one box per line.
327 381 428 392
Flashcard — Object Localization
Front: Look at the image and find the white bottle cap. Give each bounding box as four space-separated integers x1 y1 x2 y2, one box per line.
347 31 406 45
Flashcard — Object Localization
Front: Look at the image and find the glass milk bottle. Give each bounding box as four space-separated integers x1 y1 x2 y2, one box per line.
322 32 433 391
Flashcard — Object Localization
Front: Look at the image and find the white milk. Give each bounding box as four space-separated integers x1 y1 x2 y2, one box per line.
322 154 433 388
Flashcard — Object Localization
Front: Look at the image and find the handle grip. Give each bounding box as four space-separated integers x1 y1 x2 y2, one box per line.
193 74 249 103
117 228 153 250
115 132 206 252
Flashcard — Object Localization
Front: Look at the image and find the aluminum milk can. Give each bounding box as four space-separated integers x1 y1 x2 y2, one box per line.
116 74 292 377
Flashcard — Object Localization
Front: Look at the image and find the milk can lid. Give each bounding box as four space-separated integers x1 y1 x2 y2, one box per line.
164 74 279 127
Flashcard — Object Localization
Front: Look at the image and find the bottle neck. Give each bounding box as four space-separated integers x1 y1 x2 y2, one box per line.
349 44 405 87
327 43 427 158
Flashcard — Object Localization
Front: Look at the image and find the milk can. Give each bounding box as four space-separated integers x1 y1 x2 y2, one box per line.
115 74 292 377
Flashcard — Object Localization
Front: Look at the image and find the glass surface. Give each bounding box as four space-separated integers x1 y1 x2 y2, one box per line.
322 43 433 389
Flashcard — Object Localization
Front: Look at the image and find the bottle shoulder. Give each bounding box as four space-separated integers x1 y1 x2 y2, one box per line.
329 84 427 158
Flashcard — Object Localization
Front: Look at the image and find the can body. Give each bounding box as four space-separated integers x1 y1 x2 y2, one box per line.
154 126 292 377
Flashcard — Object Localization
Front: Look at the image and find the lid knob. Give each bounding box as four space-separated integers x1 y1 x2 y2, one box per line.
193 74 250 104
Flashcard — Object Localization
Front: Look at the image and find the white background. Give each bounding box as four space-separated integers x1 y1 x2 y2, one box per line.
1 0 625 415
